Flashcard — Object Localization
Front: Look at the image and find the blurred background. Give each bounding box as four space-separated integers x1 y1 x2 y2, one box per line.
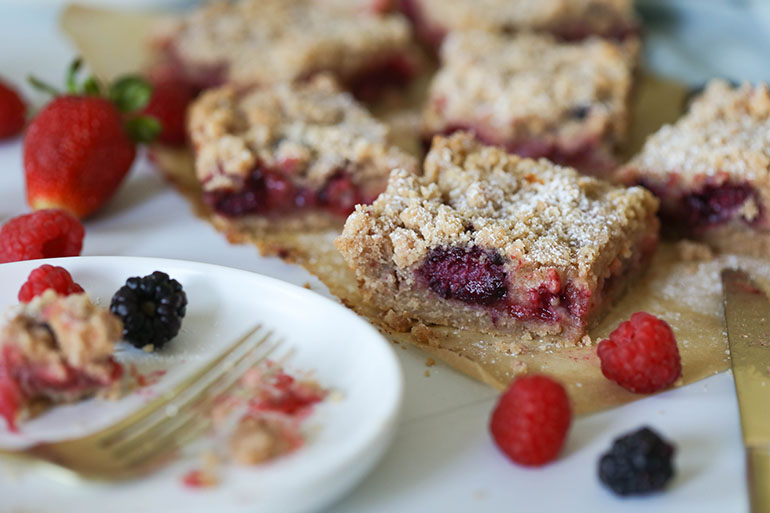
2 0 770 105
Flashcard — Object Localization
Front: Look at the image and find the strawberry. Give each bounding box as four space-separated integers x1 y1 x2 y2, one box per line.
0 78 26 139
140 77 194 146
24 59 159 218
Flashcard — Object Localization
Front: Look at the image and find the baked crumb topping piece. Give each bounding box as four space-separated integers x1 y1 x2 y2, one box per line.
317 0 394 13
336 133 659 345
618 80 770 256
401 0 638 48
152 0 416 98
0 290 123 430
423 31 637 176
188 75 418 220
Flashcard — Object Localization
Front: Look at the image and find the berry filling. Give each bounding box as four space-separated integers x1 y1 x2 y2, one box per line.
152 44 228 92
204 164 378 219
343 53 418 102
550 19 639 43
400 0 637 50
415 246 589 322
0 344 123 431
684 183 757 227
509 281 591 323
416 246 507 305
639 179 762 231
414 238 656 329
429 124 618 176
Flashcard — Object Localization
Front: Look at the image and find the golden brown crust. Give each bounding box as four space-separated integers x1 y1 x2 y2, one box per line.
620 81 770 185
336 133 659 345
618 80 770 257
423 31 637 151
407 0 636 38
189 75 417 193
340 133 657 272
154 0 412 85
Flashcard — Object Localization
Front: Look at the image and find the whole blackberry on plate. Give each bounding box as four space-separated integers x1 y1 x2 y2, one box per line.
110 271 187 349
598 426 675 496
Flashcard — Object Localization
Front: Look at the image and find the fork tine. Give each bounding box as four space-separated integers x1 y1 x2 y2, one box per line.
118 336 282 465
118 336 282 471
110 333 281 461
99 324 264 447
126 416 214 471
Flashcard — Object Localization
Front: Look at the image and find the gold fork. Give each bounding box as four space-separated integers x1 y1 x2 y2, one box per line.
0 324 282 481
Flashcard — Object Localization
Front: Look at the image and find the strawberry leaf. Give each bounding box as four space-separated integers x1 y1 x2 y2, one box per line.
27 76 60 97
109 76 153 113
125 116 161 143
66 58 83 94
82 76 102 96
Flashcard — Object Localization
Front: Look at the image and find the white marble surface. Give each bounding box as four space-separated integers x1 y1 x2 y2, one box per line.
0 2 763 512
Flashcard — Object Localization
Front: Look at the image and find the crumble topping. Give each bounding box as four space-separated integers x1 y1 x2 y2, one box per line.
344 133 657 275
229 416 298 465
621 81 770 184
189 75 418 192
180 362 328 484
0 290 122 383
405 0 635 37
423 31 637 146
154 0 412 85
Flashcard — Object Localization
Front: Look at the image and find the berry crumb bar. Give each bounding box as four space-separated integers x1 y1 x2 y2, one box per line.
336 133 659 346
617 80 770 257
152 0 417 100
401 0 638 49
422 31 637 177
188 75 418 231
0 290 123 431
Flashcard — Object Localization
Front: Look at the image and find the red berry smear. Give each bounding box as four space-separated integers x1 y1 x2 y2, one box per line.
248 372 324 417
141 78 194 146
597 312 681 394
0 209 84 264
489 374 572 466
0 369 23 432
0 78 26 139
18 265 84 303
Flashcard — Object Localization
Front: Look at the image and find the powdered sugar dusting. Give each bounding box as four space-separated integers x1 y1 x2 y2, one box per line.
345 132 658 271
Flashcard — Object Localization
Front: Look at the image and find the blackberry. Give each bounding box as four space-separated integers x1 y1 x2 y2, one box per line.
110 271 187 349
598 426 675 496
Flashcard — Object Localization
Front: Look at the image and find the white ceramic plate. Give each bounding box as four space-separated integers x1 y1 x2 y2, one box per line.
0 256 403 513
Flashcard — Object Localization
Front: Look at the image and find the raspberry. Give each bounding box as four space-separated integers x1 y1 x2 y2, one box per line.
416 246 507 305
489 374 572 466
598 426 675 496
0 209 85 263
0 78 26 139
597 312 681 394
18 265 84 303
684 183 754 227
110 271 187 349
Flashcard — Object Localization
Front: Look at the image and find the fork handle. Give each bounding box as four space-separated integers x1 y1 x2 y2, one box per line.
748 447 770 512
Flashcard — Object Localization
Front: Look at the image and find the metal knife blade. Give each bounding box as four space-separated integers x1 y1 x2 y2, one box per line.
721 268 770 513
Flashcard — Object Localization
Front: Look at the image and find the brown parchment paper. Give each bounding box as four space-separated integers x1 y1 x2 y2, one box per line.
61 4 770 415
